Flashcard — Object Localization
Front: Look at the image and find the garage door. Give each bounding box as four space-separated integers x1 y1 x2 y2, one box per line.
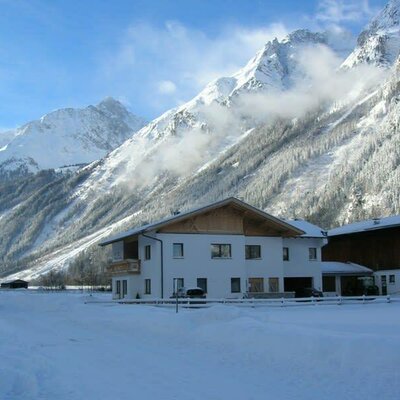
284 277 313 292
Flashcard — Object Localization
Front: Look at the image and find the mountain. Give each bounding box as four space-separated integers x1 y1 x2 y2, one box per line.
343 0 400 68
2 0 400 281
0 97 147 175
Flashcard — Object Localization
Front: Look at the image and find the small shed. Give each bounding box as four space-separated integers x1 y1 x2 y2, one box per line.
1 279 29 289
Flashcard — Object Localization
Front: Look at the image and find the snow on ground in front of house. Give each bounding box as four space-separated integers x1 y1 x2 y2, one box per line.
0 292 399 400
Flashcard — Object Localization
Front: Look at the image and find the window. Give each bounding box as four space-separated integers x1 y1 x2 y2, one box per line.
389 275 395 284
323 276 336 292
174 278 184 291
173 243 184 258
145 279 151 294
248 278 264 293
122 280 127 297
211 244 231 258
309 248 317 261
283 247 289 261
112 241 124 261
231 278 241 293
245 245 261 259
197 278 207 293
144 245 151 260
116 280 121 294
269 278 279 293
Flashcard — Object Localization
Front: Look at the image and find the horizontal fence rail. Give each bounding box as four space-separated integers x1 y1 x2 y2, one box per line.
85 295 398 308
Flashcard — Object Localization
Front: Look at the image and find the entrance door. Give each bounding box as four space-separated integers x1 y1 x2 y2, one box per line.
122 280 128 298
116 280 121 299
381 275 387 295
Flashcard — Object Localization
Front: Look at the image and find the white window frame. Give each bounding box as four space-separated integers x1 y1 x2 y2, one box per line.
283 247 289 261
211 244 232 259
145 279 151 294
173 243 184 258
144 245 151 260
245 245 261 260
309 247 317 261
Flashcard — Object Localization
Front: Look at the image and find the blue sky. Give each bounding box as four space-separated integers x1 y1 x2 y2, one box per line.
0 0 388 129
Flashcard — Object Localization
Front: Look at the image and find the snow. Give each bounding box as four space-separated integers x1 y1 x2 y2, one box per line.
0 98 146 172
342 0 400 68
329 214 400 236
285 219 326 238
0 291 399 400
321 261 373 274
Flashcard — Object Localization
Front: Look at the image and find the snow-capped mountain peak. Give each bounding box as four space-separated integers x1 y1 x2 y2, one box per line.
0 98 147 173
342 0 400 68
185 29 352 111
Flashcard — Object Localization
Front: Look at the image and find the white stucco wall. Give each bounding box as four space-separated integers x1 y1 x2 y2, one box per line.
160 233 246 298
282 237 324 291
110 233 325 299
373 269 400 295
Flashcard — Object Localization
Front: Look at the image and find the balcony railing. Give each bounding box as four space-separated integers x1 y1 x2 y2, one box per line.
107 259 141 275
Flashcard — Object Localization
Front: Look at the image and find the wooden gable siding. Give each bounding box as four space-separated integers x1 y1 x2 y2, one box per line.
158 205 291 236
322 226 400 270
158 206 243 234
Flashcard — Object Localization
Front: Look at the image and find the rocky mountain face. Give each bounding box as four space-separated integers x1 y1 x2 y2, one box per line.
343 0 400 68
1 0 400 281
0 97 146 176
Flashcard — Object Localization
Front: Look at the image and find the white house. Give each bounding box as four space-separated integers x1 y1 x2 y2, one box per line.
99 198 326 300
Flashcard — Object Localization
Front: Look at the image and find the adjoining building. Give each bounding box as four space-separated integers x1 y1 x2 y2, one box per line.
0 279 29 289
99 197 326 300
322 215 400 295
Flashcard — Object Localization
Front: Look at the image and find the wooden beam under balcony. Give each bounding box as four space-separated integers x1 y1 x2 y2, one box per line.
107 259 141 275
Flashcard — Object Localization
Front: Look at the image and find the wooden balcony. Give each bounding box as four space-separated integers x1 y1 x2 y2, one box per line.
107 259 141 275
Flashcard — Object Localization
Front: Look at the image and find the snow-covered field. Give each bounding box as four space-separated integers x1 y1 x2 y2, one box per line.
1 291 399 400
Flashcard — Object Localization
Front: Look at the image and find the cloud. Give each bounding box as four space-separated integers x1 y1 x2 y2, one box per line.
114 41 386 191
316 0 374 24
98 20 289 116
157 80 177 95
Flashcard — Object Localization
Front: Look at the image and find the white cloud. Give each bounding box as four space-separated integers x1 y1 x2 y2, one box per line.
157 80 177 95
115 42 386 190
98 21 289 116
316 0 374 23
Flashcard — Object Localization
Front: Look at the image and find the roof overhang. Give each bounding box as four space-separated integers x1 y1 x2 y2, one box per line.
99 197 305 246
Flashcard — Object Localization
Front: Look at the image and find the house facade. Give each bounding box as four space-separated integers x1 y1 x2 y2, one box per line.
99 198 326 300
322 215 400 295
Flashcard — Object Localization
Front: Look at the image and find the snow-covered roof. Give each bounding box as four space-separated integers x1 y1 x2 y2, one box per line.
99 197 305 246
328 215 400 236
285 219 327 238
321 262 373 275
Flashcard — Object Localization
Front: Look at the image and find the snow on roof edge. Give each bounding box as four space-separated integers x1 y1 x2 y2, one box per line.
328 214 400 236
99 197 307 246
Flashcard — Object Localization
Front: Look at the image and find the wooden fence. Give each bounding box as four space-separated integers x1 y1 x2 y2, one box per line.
86 295 397 308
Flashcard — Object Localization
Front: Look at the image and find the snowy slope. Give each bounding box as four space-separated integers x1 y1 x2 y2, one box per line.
343 0 400 68
1 292 400 400
0 97 146 173
75 29 352 194
0 130 18 149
